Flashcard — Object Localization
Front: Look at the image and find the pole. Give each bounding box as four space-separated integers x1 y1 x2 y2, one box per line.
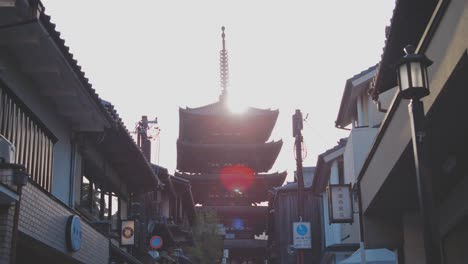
295 134 304 218
408 99 441 264
356 185 367 264
293 109 304 264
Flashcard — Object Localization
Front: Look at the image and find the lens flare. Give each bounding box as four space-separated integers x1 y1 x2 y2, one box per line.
232 218 245 230
220 164 255 192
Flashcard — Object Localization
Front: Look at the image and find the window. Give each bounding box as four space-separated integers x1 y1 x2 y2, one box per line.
78 159 125 228
338 159 345 184
0 81 56 191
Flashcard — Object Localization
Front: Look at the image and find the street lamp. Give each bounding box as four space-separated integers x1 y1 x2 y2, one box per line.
396 45 441 264
396 45 433 99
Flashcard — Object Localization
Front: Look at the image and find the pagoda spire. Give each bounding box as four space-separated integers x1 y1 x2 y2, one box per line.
219 26 229 102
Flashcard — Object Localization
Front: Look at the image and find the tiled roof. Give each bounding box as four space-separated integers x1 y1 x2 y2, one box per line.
37 2 114 125
319 138 347 159
369 0 439 99
350 64 378 82
24 2 162 188
98 100 161 188
335 66 377 128
312 138 348 194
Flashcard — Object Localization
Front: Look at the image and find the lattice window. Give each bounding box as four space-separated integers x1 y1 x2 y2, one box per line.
0 82 56 192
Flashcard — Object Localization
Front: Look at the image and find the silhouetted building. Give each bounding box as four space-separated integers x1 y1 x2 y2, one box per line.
176 27 286 263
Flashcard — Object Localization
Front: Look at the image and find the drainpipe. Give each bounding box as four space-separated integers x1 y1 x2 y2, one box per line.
9 165 29 264
356 184 366 264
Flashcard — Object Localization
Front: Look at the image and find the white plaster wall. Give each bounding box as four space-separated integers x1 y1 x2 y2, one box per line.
344 127 378 185
367 88 397 128
0 57 73 204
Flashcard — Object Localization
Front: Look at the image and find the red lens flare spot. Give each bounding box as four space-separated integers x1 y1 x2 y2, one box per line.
220 165 255 192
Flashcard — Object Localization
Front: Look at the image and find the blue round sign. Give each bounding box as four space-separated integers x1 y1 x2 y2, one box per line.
150 236 163 249
66 215 82 252
296 224 308 236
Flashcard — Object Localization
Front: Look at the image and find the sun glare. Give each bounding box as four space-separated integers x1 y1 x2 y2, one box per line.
220 164 255 192
227 96 248 114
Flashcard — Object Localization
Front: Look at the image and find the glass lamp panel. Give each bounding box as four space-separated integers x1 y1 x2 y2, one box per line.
424 68 430 88
399 64 410 91
410 62 424 88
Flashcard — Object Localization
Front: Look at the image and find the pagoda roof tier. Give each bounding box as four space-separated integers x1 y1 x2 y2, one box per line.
179 172 286 204
224 239 267 249
176 140 283 173
179 102 279 144
175 171 286 187
201 206 268 218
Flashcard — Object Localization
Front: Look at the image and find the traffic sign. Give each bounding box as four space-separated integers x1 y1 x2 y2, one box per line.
293 222 311 249
149 236 163 249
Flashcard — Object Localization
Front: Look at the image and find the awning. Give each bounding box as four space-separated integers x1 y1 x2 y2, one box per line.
339 248 396 264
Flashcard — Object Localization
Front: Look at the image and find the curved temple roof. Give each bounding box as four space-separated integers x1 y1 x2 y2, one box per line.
176 140 283 173
175 171 286 185
178 171 286 204
179 102 279 144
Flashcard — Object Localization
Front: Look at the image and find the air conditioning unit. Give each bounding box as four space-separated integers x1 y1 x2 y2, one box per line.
0 135 15 163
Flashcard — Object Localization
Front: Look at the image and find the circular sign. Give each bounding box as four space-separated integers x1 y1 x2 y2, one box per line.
122 226 134 239
66 215 82 252
149 236 163 249
296 224 308 236
148 250 160 259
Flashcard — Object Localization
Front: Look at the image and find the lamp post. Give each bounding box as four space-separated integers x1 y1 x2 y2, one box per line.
396 45 441 264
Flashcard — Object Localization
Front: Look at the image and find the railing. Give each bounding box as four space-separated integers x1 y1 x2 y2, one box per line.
0 82 56 192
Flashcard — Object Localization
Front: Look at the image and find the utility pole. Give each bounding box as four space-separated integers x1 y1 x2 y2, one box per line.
137 115 158 161
292 109 304 264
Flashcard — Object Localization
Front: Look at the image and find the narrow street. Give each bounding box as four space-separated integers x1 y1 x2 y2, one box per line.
0 1 467 264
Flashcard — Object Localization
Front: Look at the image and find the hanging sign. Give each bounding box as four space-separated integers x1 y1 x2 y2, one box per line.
293 222 311 249
121 220 135 245
149 236 163 249
66 215 82 252
328 184 353 223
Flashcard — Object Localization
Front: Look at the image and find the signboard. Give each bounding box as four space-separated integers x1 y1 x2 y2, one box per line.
121 220 135 245
223 249 229 258
66 215 82 252
293 222 311 249
225 233 235 239
149 236 163 249
328 184 353 223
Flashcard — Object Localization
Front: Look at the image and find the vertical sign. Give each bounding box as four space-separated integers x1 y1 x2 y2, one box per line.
293 222 311 249
121 220 135 245
328 184 353 223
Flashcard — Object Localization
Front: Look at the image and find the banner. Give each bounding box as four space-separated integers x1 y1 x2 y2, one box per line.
121 220 135 245
328 184 353 223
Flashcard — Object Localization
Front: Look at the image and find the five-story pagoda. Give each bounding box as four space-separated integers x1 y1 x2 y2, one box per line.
176 27 286 263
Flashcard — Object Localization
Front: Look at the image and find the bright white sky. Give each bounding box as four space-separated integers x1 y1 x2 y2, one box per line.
42 0 395 183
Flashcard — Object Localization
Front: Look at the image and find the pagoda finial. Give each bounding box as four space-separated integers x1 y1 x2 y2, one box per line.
219 26 229 102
